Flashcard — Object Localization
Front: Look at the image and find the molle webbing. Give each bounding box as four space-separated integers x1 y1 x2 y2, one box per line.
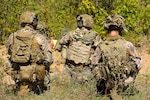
67 41 91 64
11 30 33 63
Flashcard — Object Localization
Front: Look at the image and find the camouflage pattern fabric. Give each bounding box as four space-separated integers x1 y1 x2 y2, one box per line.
10 29 35 63
104 14 128 32
6 28 53 64
76 14 94 29
93 35 142 94
56 27 100 83
6 27 53 94
66 62 93 83
20 11 36 24
66 28 98 64
36 21 51 38
67 41 91 64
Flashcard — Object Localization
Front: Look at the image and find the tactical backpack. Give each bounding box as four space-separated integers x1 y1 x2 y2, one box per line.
19 64 45 82
10 30 34 63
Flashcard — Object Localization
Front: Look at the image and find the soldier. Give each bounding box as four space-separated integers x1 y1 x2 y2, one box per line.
5 11 53 95
56 14 100 83
93 14 142 96
36 21 57 49
36 21 51 38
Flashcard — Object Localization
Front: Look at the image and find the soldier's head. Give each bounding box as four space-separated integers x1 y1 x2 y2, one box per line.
20 11 38 29
76 14 94 30
104 14 128 34
36 21 51 38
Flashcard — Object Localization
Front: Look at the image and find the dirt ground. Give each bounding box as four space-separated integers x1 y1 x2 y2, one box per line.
139 48 150 75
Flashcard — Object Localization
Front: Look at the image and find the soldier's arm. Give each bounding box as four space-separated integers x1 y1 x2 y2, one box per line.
93 35 103 47
55 31 74 51
91 31 103 65
126 41 142 71
35 34 53 64
90 45 102 66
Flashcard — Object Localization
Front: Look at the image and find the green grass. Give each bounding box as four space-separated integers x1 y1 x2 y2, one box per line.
0 73 149 100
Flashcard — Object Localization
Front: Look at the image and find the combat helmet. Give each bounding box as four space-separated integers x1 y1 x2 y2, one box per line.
36 21 51 37
20 11 38 28
76 14 94 29
104 14 128 32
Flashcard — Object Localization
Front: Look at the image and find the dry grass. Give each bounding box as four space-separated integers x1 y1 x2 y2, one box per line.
0 73 149 100
0 43 150 100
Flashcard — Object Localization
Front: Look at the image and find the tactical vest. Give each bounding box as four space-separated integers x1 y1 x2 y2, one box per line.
67 30 97 64
99 37 136 82
67 41 91 64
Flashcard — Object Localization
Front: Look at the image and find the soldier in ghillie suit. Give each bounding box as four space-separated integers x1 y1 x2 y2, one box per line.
92 14 142 97
6 11 53 95
56 14 100 83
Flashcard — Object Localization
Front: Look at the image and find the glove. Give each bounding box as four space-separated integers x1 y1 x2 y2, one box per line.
55 44 62 52
12 63 20 70
43 60 50 71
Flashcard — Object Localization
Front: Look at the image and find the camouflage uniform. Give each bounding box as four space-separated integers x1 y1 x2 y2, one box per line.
6 11 53 94
56 14 100 83
92 14 142 95
36 21 51 38
36 21 55 49
36 21 52 90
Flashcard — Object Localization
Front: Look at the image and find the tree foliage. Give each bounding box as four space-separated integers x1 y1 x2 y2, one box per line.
0 0 149 43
